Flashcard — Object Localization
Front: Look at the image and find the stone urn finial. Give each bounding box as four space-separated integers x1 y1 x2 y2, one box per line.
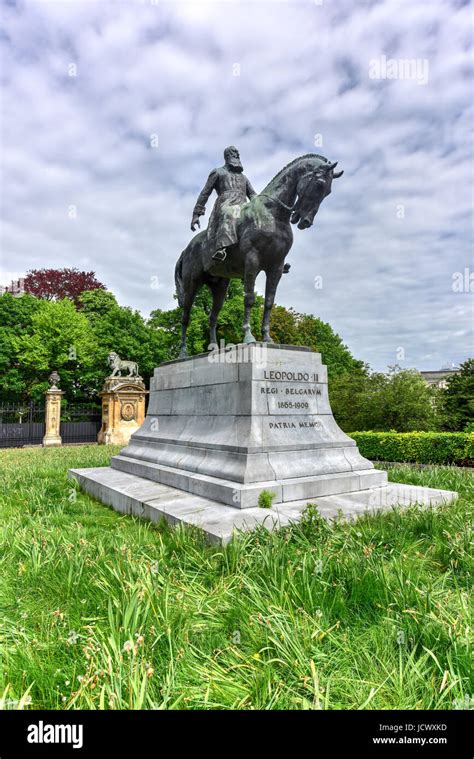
48 371 60 390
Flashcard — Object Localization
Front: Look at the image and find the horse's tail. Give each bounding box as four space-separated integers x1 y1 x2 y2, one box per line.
175 251 185 308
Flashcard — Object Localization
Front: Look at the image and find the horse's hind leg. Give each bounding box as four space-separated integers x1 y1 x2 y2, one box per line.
179 281 199 358
208 278 229 348
243 258 259 344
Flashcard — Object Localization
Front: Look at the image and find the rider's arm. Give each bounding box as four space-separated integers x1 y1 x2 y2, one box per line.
193 169 218 217
246 178 257 200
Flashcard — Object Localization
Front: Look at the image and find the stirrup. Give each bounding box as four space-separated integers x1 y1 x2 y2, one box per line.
212 249 227 262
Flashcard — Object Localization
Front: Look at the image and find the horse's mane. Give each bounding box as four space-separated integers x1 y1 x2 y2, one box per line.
262 153 331 193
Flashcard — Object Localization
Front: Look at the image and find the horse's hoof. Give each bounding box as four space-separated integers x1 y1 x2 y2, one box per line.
262 336 274 344
179 350 187 359
243 333 256 345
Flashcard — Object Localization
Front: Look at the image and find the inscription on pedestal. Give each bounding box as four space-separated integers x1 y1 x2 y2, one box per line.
268 420 322 429
263 370 320 382
261 381 323 414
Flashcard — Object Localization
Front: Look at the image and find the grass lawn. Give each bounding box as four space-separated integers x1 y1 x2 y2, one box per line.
0 445 472 710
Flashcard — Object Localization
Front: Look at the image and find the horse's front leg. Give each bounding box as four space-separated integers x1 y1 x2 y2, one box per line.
209 278 229 347
242 256 259 344
262 266 283 342
180 280 199 358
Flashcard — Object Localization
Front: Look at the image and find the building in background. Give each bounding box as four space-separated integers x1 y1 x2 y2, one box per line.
0 277 25 296
420 364 459 389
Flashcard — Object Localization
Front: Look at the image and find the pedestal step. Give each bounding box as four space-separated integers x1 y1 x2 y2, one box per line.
69 466 458 545
111 453 387 508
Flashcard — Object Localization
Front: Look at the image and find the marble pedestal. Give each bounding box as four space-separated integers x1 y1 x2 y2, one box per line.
70 344 457 542
111 344 386 507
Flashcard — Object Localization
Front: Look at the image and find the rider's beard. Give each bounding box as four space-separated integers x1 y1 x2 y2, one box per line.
226 157 244 172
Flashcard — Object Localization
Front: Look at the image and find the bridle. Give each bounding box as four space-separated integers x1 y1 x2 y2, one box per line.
260 168 329 215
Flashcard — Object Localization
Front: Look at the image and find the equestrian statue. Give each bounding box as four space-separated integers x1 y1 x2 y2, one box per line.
175 147 343 357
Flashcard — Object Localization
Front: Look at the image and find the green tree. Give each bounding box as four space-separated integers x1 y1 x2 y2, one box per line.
80 289 169 391
329 364 371 431
441 358 474 431
331 366 440 433
374 366 438 431
12 298 99 402
267 306 300 346
0 290 172 404
294 313 364 378
79 289 118 316
0 293 42 401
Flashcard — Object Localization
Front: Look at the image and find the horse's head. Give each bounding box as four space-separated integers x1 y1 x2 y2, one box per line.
291 161 343 230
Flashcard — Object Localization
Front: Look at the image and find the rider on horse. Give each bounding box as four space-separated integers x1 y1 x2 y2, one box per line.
190 146 257 263
178 152 342 356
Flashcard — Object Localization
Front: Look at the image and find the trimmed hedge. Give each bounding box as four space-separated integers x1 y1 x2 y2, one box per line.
349 431 474 467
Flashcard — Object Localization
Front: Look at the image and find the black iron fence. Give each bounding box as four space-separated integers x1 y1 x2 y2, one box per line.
0 402 45 448
60 404 102 444
0 401 102 448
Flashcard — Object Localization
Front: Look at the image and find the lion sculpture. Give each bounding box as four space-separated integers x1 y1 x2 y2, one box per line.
107 352 139 378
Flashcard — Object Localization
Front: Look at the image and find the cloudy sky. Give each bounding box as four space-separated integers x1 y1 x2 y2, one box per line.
1 0 472 370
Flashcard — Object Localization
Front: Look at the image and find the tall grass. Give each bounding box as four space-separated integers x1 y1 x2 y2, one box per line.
0 447 472 710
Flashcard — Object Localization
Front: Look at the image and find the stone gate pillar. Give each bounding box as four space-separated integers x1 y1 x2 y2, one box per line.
98 376 148 446
42 371 64 447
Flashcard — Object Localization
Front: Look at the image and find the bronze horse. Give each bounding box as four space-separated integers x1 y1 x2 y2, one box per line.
175 154 343 357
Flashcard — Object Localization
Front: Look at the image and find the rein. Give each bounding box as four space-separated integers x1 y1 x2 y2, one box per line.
259 193 295 213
